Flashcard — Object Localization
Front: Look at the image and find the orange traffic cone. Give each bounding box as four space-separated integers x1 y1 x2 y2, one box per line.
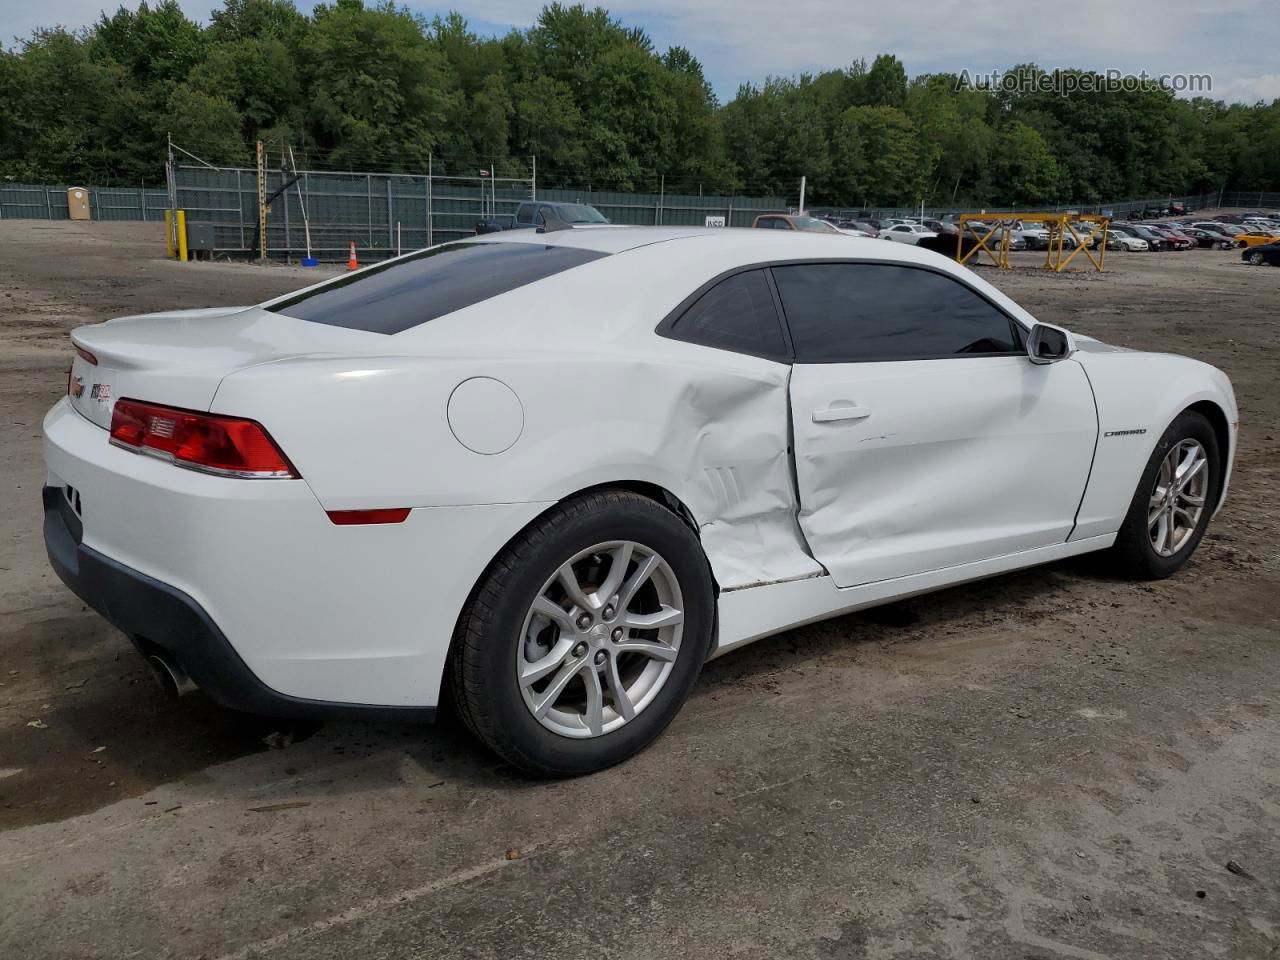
347 241 359 271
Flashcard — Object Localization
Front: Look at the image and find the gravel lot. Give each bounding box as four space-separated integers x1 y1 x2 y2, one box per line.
1 221 1276 959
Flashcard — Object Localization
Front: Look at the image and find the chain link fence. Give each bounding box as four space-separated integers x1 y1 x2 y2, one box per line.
168 164 787 261
0 182 169 221
4 173 1278 263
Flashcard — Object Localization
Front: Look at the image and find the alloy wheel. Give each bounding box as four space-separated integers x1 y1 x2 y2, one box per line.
517 541 684 738
1148 439 1208 557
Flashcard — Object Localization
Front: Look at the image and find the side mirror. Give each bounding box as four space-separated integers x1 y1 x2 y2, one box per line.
1027 322 1075 365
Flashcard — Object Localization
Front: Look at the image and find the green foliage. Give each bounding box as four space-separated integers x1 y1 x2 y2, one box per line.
1 1 1277 204
832 106 932 206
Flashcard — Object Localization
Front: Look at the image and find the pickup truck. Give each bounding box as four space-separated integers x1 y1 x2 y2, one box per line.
476 201 611 233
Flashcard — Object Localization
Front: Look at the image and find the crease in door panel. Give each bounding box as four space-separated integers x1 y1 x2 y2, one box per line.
784 364 826 571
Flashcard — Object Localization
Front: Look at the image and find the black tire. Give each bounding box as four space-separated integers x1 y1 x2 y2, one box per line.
448 490 714 776
1108 410 1220 580
1250 252 1264 265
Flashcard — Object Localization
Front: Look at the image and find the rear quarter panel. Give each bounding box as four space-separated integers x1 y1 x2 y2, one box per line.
211 343 823 591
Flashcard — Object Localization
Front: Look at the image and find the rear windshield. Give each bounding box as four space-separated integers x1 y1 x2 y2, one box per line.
266 242 607 334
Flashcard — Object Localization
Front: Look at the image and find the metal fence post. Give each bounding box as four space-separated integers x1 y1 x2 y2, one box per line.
283 173 292 263
386 178 393 251
427 155 434 248
366 174 373 250
236 169 245 250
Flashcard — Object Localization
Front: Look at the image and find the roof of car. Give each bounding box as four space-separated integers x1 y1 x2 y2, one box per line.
466 224 947 264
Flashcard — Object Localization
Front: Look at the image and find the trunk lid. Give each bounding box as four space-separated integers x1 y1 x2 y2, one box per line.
67 306 363 429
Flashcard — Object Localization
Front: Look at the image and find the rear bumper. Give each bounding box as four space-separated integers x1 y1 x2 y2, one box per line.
43 397 550 713
43 484 434 721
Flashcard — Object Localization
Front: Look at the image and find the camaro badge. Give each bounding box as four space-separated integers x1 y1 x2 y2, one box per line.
1104 428 1147 437
90 383 111 402
70 376 85 398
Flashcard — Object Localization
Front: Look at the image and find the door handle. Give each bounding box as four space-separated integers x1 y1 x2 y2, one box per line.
812 404 871 423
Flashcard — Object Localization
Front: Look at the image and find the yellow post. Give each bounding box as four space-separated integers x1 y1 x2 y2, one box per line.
176 209 189 263
164 209 175 258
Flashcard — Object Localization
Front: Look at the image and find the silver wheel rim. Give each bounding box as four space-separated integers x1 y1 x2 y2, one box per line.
517 541 684 739
1148 439 1208 557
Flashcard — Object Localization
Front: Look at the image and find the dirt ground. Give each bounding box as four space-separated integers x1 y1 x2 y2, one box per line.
0 220 1276 959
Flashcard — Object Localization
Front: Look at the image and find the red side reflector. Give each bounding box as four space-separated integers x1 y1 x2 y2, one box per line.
109 399 298 479
326 508 412 526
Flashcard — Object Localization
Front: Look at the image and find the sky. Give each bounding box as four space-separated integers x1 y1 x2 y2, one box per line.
5 0 1279 106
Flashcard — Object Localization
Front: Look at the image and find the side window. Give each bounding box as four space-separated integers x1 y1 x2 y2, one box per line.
666 270 787 360
515 203 536 224
771 263 1023 363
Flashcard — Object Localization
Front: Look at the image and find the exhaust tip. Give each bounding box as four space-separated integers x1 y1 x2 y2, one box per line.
147 654 197 698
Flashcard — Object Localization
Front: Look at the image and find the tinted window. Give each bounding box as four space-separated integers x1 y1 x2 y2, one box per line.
772 263 1022 362
554 204 609 224
267 242 607 334
756 217 787 230
515 203 536 223
668 270 786 359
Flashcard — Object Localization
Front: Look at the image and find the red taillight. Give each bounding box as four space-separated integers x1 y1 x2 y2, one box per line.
109 399 298 479
326 508 411 525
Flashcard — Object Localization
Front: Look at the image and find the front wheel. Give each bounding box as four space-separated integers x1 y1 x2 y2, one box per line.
448 490 715 776
1250 252 1265 265
1108 411 1219 580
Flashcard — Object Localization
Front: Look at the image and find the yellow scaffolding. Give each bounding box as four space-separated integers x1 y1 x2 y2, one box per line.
956 212 1110 272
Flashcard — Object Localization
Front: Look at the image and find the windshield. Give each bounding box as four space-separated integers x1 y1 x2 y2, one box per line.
556 204 610 224
793 217 838 233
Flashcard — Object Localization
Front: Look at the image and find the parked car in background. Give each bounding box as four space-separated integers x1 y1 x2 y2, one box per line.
1236 231 1280 248
1117 224 1169 251
847 220 882 237
1009 220 1052 249
1182 227 1237 249
922 218 959 236
1204 224 1247 241
881 223 939 245
1138 225 1195 250
1107 232 1150 252
1108 225 1159 251
1242 241 1280 265
753 214 845 234
477 202 610 233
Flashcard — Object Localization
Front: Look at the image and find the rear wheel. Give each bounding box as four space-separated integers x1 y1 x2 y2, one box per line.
1250 251 1265 265
1108 411 1219 580
448 490 714 776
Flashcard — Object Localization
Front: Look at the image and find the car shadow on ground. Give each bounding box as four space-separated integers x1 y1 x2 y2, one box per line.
2 553 1116 828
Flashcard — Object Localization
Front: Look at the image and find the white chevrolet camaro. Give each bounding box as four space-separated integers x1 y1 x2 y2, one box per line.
44 227 1237 775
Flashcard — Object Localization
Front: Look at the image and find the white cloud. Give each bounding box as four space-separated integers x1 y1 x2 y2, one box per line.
1222 74 1280 104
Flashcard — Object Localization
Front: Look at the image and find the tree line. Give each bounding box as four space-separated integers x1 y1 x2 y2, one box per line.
2 0 1277 207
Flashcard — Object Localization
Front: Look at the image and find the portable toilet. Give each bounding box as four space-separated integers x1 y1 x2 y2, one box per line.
67 187 91 220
